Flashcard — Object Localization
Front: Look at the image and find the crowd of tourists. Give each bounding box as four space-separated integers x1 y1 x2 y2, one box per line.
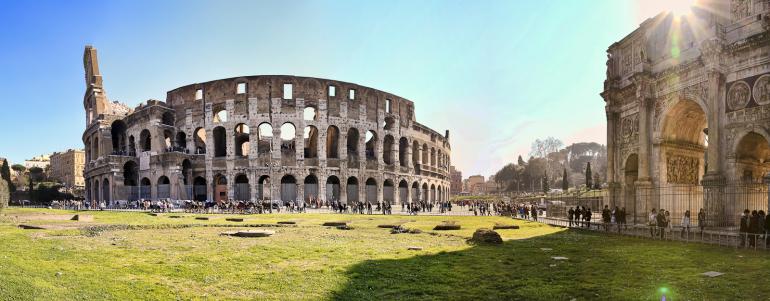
739 209 770 248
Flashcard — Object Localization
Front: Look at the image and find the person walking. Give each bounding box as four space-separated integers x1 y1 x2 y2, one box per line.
602 205 611 231
740 209 750 247
680 210 691 239
649 209 657 237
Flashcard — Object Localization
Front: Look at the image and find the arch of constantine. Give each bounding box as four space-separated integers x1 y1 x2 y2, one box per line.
603 1 770 227
81 46 451 207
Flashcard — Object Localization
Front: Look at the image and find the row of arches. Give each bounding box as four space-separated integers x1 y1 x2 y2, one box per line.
107 119 449 170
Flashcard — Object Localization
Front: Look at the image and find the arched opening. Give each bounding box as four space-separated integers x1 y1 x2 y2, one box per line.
412 182 420 203
213 108 228 123
430 184 436 202
421 183 429 202
193 177 207 202
258 176 271 200
181 159 192 185
157 176 171 199
213 126 227 157
422 143 429 166
326 126 340 159
110 120 127 154
214 174 228 203
280 123 296 159
304 174 319 202
624 154 639 222
128 136 136 156
365 130 377 161
161 112 174 126
326 176 340 202
383 135 395 165
365 178 377 204
258 123 273 154
93 179 100 203
123 161 138 200
304 126 319 159
399 180 408 204
660 99 707 185
93 136 99 159
175 131 187 151
303 106 317 121
140 177 151 200
383 116 395 131
163 129 174 149
235 123 250 157
347 177 359 203
140 129 152 152
430 147 436 167
399 138 408 167
193 127 206 154
280 175 297 202
412 141 420 166
383 179 394 204
734 132 770 182
347 128 360 163
102 179 110 204
234 174 250 201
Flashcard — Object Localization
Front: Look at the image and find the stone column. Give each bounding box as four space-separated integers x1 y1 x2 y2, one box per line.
632 73 656 216
340 181 348 204
700 38 727 226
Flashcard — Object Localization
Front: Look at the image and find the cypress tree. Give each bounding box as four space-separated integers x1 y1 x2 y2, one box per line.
562 168 568 191
585 162 593 190
1 159 13 192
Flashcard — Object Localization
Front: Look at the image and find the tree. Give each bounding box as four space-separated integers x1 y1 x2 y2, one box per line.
585 162 593 190
1 159 13 192
542 172 549 193
29 167 44 182
517 155 526 166
529 137 564 159
562 168 568 191
593 172 602 190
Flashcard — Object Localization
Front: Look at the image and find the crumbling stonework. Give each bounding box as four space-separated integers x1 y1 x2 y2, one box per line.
82 46 451 205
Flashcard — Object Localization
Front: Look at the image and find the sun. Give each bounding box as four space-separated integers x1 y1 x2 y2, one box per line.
669 0 697 16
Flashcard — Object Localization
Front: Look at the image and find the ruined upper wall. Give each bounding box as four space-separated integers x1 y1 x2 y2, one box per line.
165 75 417 127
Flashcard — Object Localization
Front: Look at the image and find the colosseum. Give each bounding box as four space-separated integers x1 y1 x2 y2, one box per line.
82 46 451 207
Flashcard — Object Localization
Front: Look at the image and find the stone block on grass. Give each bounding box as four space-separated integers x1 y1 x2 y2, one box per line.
71 215 94 222
469 228 503 244
277 221 296 225
322 222 347 227
433 221 460 230
492 224 519 230
226 218 244 222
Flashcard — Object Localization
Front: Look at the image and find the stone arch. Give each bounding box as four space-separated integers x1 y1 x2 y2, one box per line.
163 129 174 149
399 137 409 167
257 123 273 154
304 174 319 202
161 111 174 126
659 98 708 185
347 128 360 163
140 129 151 152
140 177 151 200
181 159 192 186
347 176 359 203
175 131 187 150
213 107 228 123
193 176 207 202
383 135 395 165
110 120 127 154
157 176 171 199
234 174 250 201
193 127 206 154
214 174 228 203
234 123 250 157
412 140 420 166
421 183 429 202
281 174 298 202
326 175 341 202
398 179 409 204
383 179 394 203
123 161 138 186
411 181 420 203
430 184 436 202
365 130 377 161
258 175 271 200
102 179 110 204
280 122 296 159
365 178 377 204
422 143 429 165
733 131 770 182
304 125 319 159
303 106 318 121
213 126 227 157
326 125 340 159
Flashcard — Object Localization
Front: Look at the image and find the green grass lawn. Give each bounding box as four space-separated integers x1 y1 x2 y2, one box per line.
0 208 768 300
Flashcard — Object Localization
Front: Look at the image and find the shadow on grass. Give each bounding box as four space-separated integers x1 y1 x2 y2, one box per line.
328 229 770 301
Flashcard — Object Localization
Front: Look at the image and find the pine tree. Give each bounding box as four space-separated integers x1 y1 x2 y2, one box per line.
562 168 568 191
1 159 13 192
585 162 593 190
517 155 525 166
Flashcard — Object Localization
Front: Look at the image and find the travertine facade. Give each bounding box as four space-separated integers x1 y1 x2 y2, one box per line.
49 149 85 189
82 46 451 205
603 1 770 224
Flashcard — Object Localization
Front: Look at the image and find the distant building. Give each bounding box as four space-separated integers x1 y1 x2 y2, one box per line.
449 166 462 195
484 175 500 194
467 175 485 195
24 154 50 170
49 149 85 189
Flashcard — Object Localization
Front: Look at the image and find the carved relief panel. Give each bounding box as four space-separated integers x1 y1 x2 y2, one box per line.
620 113 639 146
666 154 699 184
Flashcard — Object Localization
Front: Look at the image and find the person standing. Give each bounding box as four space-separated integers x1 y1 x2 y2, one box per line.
657 209 667 239
602 205 611 231
649 209 658 238
568 207 575 227
740 209 750 247
697 208 706 237
680 210 691 239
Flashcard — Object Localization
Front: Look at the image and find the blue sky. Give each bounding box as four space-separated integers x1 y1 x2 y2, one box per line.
0 0 676 176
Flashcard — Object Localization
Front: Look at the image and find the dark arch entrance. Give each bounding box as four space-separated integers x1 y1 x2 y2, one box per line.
193 177 207 202
281 175 297 202
365 178 377 204
214 175 227 204
258 175 271 201
347 177 359 203
234 174 250 201
326 176 340 203
304 174 319 202
383 179 394 204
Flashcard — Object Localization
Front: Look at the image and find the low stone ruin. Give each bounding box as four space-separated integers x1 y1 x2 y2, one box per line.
468 228 503 244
